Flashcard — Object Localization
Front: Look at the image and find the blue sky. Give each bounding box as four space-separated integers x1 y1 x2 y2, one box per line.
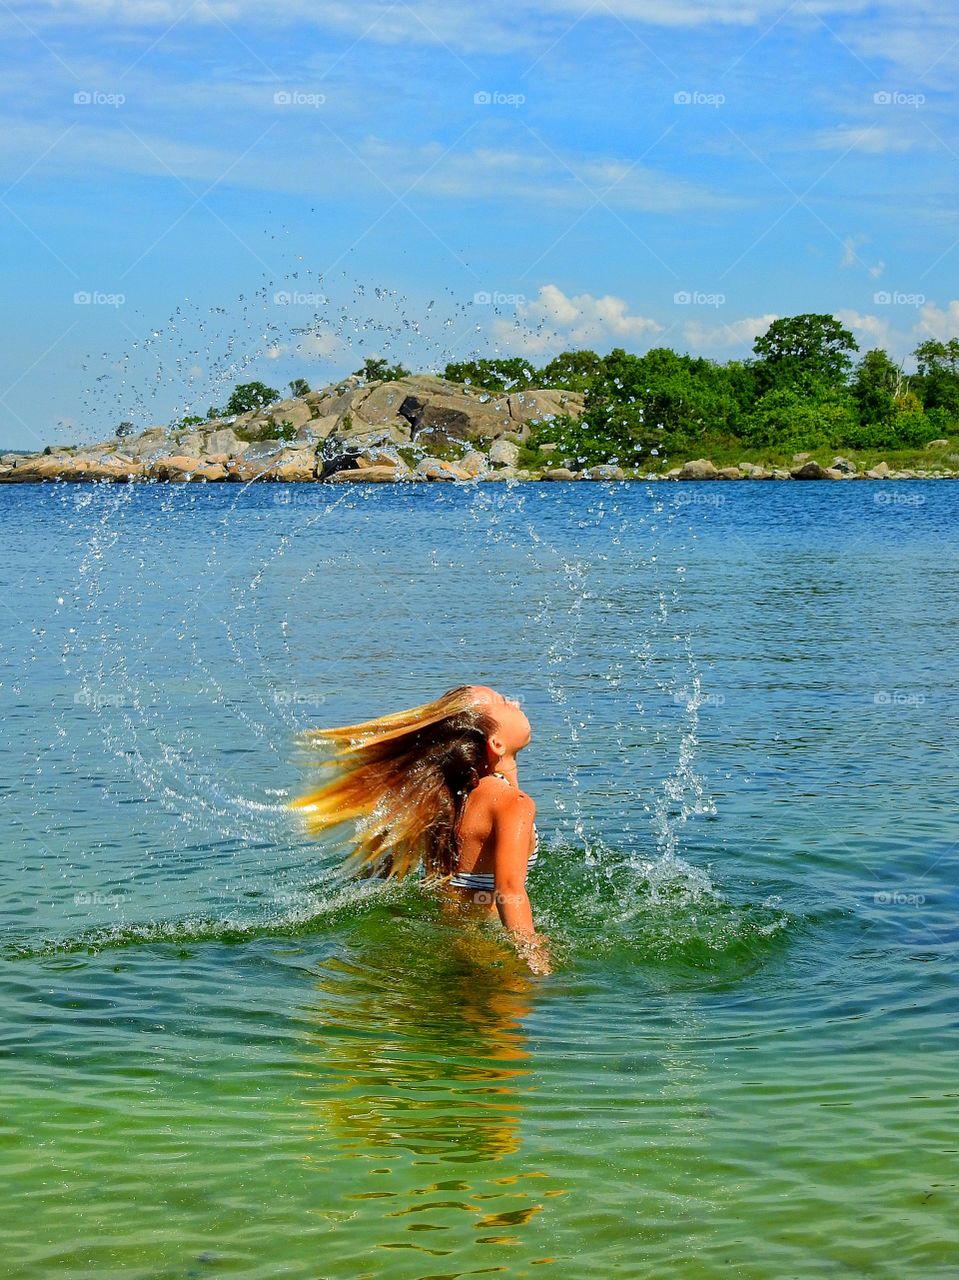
1 0 957 448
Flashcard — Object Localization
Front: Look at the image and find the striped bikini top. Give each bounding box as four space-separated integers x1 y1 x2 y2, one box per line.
449 771 539 892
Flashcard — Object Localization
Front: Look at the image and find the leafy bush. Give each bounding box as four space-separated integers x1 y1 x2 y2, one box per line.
740 388 846 450
537 350 602 391
526 411 636 469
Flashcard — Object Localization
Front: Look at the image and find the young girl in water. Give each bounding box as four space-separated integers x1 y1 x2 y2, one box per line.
289 684 551 974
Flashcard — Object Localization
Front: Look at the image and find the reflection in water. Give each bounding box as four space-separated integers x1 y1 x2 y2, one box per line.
295 917 563 1263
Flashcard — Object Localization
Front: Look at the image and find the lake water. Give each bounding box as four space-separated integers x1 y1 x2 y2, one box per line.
2 479 956 1279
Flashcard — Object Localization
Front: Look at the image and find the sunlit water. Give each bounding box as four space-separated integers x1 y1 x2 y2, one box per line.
2 480 956 1279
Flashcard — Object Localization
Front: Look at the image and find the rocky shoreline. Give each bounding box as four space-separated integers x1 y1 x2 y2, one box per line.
2 374 957 484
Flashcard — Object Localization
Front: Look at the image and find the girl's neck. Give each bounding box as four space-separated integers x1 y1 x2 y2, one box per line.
492 757 519 787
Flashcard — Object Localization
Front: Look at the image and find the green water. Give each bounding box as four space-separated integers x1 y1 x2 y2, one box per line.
2 482 957 1277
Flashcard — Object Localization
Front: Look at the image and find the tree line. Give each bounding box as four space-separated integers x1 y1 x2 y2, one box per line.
165 319 958 465
445 317 959 465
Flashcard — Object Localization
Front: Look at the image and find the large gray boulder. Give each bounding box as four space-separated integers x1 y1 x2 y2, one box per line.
488 439 520 468
580 464 625 481
679 458 719 480
265 399 313 430
204 427 247 457
790 461 843 480
507 389 585 424
122 428 170 459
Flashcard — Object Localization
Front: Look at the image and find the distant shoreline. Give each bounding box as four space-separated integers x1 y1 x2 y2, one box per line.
4 372 957 484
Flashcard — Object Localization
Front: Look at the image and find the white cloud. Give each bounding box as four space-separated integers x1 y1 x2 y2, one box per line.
490 283 663 355
914 299 959 342
835 308 894 350
680 313 778 350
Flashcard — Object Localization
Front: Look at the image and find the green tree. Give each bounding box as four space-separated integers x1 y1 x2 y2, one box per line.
224 381 281 415
442 358 537 391
912 338 959 414
353 357 410 383
753 314 859 396
289 378 311 398
538 350 603 391
851 349 902 428
528 347 741 466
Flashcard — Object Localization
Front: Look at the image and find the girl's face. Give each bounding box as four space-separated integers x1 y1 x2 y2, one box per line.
468 685 532 753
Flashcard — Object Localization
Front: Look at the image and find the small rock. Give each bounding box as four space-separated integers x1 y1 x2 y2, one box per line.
543 467 577 481
924 439 950 449
792 451 811 463
413 458 471 481
460 450 488 477
356 448 403 469
865 460 890 478
151 455 204 480
831 456 857 474
716 466 743 480
580 464 625 481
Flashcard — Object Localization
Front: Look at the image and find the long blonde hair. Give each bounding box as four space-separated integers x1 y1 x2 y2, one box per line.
288 685 497 880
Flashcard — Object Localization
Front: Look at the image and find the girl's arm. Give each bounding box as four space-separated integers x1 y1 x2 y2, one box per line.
491 791 551 973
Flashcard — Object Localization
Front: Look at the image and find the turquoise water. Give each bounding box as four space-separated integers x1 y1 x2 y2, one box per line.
2 480 957 1278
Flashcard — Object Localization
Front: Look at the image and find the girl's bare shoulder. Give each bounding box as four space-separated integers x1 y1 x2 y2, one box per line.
480 778 535 818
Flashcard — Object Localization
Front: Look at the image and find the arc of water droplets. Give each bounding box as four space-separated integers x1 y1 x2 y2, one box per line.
64 478 361 857
468 482 720 906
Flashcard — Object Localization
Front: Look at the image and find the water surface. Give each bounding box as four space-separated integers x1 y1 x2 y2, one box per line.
2 480 956 1278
